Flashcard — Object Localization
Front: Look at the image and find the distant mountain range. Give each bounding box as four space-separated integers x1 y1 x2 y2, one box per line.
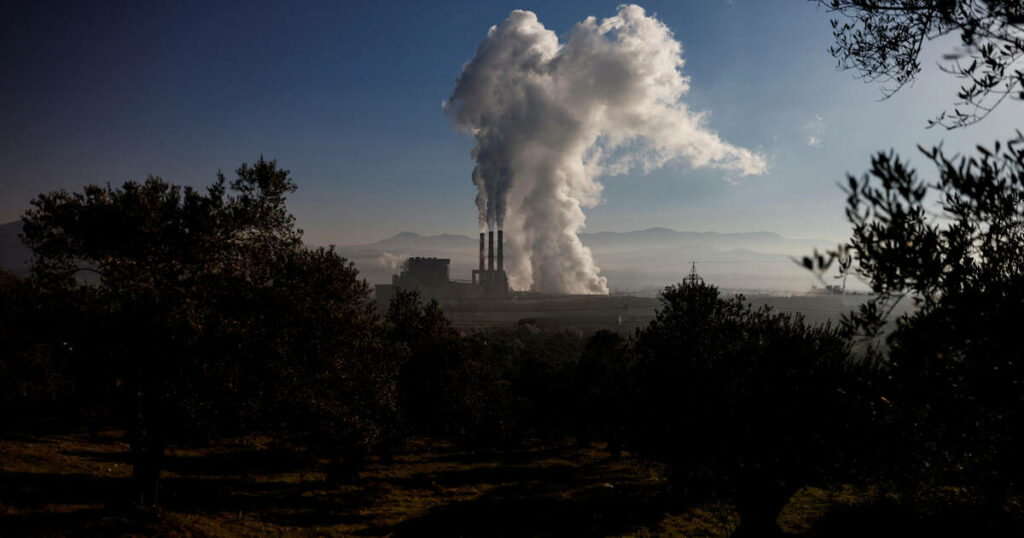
347 228 826 253
349 231 478 252
337 228 838 292
0 221 841 291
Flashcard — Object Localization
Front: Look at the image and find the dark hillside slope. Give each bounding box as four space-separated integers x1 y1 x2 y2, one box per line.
0 221 31 275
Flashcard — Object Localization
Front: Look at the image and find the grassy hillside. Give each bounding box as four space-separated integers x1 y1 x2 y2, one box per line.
4 427 1016 536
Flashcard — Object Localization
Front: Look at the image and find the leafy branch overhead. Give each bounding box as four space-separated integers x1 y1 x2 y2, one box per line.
821 0 1024 128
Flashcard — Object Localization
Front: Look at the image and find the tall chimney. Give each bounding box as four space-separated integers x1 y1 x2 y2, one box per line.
497 230 503 272
488 230 495 271
479 232 485 273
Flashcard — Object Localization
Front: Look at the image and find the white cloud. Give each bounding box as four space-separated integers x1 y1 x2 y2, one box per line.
804 114 825 147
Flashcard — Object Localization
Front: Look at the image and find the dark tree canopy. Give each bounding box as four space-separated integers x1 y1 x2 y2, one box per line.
629 281 864 536
18 158 394 502
810 0 1024 504
386 290 460 437
261 246 400 486
805 133 1024 498
0 270 75 420
820 0 1024 128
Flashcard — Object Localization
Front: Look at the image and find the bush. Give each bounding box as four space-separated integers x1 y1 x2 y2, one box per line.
628 280 870 536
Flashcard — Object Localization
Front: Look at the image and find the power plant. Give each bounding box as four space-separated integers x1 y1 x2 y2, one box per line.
374 227 509 307
372 224 665 332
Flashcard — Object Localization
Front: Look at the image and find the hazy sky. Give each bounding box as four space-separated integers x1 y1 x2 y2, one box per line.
1 0 1020 245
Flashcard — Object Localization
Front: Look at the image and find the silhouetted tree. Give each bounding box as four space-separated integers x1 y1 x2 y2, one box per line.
255 246 401 486
629 280 867 536
573 330 633 457
505 327 585 440
805 134 1024 501
20 158 394 501
23 173 248 502
401 322 586 448
383 290 534 448
386 289 461 437
819 0 1024 128
0 270 75 423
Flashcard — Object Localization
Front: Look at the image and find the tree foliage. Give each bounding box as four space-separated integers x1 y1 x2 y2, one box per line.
0 271 76 421
573 330 633 456
386 290 454 435
19 158 392 501
820 0 1024 128
260 246 401 485
805 133 1024 497
629 281 866 536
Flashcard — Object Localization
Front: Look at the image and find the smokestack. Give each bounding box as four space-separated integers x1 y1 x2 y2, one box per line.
488 230 495 271
479 232 485 273
498 230 503 272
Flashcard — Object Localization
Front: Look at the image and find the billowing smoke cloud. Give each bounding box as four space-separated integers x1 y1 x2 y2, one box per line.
446 5 767 294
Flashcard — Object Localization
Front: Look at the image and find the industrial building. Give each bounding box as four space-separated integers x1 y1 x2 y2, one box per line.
375 229 509 308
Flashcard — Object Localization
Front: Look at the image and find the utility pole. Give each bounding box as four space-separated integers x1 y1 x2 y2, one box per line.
683 261 703 286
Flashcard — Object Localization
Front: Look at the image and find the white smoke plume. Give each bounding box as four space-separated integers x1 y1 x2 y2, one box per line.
376 251 406 271
446 5 767 294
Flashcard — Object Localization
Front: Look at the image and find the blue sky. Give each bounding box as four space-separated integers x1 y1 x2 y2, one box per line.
1 0 1020 245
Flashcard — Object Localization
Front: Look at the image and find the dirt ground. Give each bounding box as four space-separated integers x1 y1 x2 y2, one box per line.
1 427 1013 537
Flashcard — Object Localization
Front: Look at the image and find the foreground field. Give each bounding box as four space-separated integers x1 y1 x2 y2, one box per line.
0 427 1019 537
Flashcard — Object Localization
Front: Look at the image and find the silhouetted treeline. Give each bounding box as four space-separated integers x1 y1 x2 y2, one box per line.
3 152 1024 534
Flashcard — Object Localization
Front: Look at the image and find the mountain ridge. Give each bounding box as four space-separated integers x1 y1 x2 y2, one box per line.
347 227 828 250
0 220 839 290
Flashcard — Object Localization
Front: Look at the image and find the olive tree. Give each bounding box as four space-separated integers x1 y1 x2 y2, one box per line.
820 0 1024 128
629 281 867 536
805 135 1024 498
21 158 395 501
